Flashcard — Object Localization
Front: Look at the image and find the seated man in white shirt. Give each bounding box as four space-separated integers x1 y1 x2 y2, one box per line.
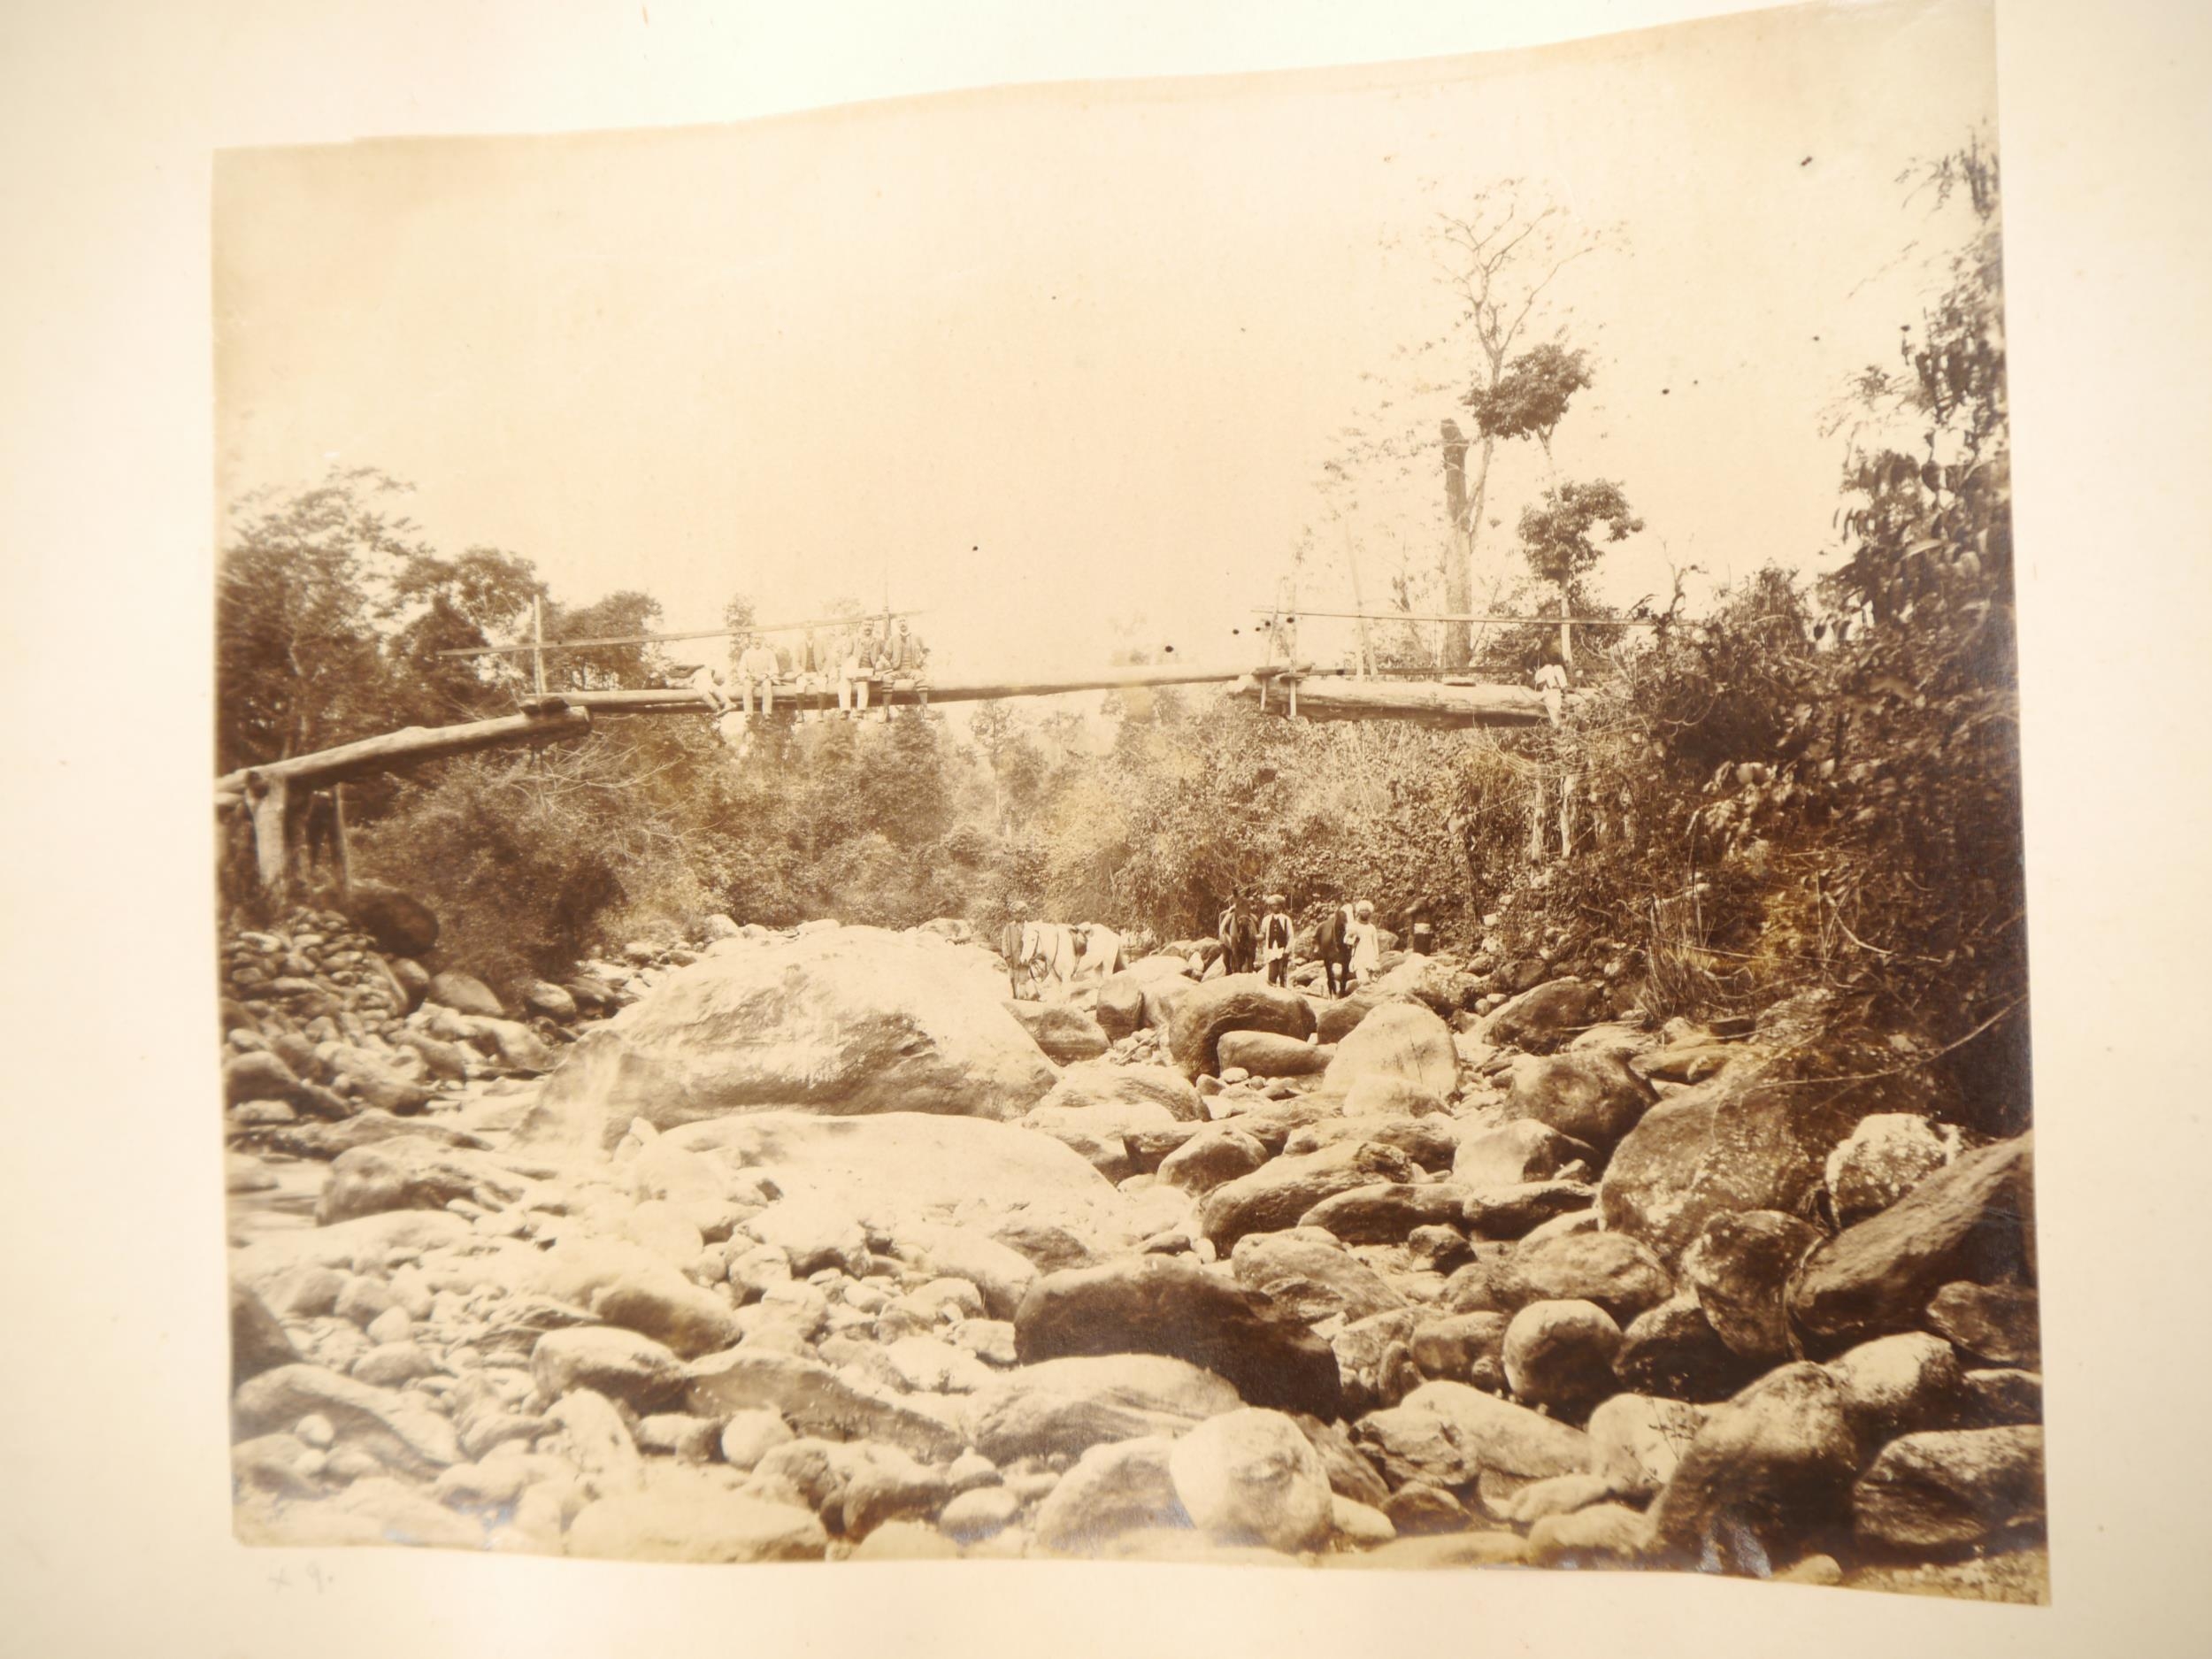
734 634 782 724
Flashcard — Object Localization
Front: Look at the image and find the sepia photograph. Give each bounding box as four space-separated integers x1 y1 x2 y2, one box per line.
209 0 2044 1599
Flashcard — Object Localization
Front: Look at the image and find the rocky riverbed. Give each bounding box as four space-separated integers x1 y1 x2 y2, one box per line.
220 910 2045 1596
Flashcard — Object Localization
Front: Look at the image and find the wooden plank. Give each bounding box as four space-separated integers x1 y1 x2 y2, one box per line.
557 663 1262 711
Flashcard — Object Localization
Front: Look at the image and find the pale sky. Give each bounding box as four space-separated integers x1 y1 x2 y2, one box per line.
214 0 1996 684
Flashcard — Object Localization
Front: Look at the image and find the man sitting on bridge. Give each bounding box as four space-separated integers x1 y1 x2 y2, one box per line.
676 661 731 718
735 634 782 725
886 618 930 715
841 624 877 719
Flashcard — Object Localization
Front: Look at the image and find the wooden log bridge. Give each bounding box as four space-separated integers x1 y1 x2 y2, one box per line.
216 705 591 898
1227 672 1550 728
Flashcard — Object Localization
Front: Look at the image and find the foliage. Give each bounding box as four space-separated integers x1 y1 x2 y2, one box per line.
1517 479 1645 594
1463 342 1594 456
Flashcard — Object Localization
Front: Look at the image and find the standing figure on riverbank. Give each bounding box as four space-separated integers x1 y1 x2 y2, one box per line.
1258 893 1294 987
1348 900 1382 987
1407 897 1437 956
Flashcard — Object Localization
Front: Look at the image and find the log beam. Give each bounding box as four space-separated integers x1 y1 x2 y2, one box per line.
1228 675 1550 728
216 706 593 796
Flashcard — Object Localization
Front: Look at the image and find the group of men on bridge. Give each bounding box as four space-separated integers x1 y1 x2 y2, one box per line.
679 618 931 737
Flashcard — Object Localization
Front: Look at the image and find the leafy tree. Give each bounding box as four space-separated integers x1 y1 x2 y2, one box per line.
1463 342 1594 465
1518 479 1644 595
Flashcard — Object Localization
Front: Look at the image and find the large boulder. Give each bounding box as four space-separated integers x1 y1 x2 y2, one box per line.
1352 1380 1592 1495
1030 1436 1188 1555
1503 1052 1656 1158
1094 974 1148 1041
1481 978 1604 1054
1168 1409 1334 1554
1006 1000 1110 1064
1612 1295 1764 1402
1298 1182 1468 1245
1317 993 1384 1046
1035 1061 1202 1124
1227 1230 1405 1326
1013 1256 1342 1419
1601 1071 1862 1268
1680 1210 1825 1365
1217 1031 1333 1078
1851 1426 2046 1555
229 1282 300 1388
338 879 441 957
1648 1362 1861 1572
518 927 1060 1150
1156 1125 1270 1196
1167 974 1316 1079
1320 1002 1457 1102
1786 1133 2034 1348
964 1355 1241 1463
1196 1139 1419 1252
1367 955 1480 1018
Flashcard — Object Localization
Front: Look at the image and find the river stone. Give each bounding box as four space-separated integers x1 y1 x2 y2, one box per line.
530 1327 687 1414
1006 999 1110 1064
1031 1436 1189 1555
567 1471 828 1563
1353 1380 1592 1494
1586 1394 1708 1499
1525 1502 1656 1566
966 1355 1241 1463
1502 1300 1624 1409
1196 1139 1418 1253
1228 1229 1405 1325
1824 1112 1961 1225
519 928 1060 1150
426 971 503 1018
1408 1311 1508 1385
1281 1115 1459 1172
1463 1181 1597 1241
314 1136 525 1226
1168 974 1317 1079
1924 1280 2040 1367
1343 1074 1448 1118
1504 1052 1657 1157
1088 973 1144 1042
1647 1362 1861 1573
340 881 440 957
1480 978 1604 1054
1167 1409 1333 1553
1156 1125 1269 1196
1014 1256 1341 1418
1299 1182 1468 1244
1454 1120 1594 1191
1852 1426 2046 1554
1600 1076 1840 1268
1489 1231 1674 1325
233 1363 461 1476
230 1282 300 1387
1035 1060 1202 1123
1680 1210 1824 1364
1321 1002 1457 1102
1216 1031 1333 1078
1826 1331 1970 1444
1786 1133 2034 1347
1612 1294 1763 1402
686 1348 964 1463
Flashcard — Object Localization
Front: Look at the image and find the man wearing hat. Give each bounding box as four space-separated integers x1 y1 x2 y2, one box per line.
1258 893 1295 987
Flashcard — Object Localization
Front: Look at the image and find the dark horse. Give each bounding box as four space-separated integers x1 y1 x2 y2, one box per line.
1217 900 1260 977
1315 903 1355 999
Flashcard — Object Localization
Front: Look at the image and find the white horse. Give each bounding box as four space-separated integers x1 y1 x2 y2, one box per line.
1070 923 1126 982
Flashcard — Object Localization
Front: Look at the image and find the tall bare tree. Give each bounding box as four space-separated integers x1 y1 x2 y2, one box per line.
1432 185 1605 669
